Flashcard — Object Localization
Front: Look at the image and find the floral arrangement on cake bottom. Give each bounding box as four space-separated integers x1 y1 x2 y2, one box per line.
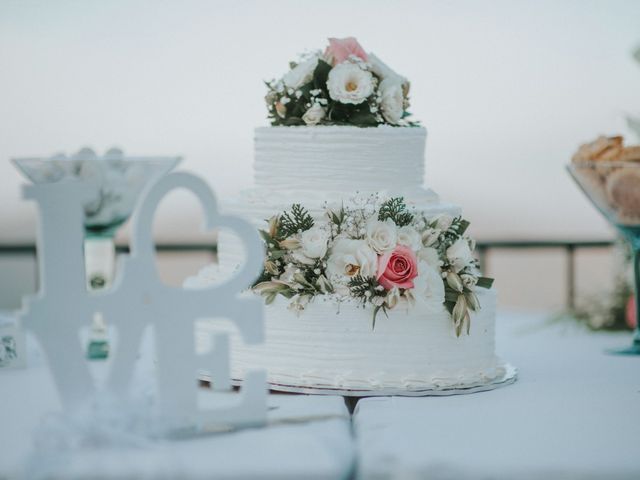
252 195 493 336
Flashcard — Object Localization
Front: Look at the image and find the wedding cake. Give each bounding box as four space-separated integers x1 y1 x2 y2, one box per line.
194 38 512 395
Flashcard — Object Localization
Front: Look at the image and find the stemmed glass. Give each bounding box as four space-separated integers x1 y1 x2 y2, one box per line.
567 161 640 354
13 147 181 358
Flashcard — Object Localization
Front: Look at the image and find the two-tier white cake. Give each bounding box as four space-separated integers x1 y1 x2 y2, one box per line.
191 38 514 395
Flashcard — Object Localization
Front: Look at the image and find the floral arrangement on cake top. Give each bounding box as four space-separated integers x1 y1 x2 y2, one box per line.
253 195 493 336
264 37 416 127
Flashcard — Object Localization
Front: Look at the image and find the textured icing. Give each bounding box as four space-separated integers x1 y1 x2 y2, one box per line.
195 284 504 391
254 126 427 193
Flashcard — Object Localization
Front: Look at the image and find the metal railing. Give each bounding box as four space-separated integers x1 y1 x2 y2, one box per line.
0 240 615 309
474 240 613 309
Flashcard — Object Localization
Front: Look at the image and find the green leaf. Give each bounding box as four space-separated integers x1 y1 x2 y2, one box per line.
372 305 388 331
281 116 305 126
259 229 274 244
268 249 286 260
476 277 494 289
349 109 379 127
265 292 277 305
456 219 470 236
313 60 332 91
280 289 296 299
298 81 314 99
293 272 315 289
444 287 460 303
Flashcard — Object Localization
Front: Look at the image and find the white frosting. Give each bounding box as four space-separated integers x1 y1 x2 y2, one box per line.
201 125 503 393
196 288 504 391
254 125 426 193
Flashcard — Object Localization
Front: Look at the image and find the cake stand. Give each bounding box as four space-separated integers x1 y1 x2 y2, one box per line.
568 161 640 354
257 364 518 397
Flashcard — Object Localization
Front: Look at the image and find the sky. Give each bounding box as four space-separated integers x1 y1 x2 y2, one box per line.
0 0 639 243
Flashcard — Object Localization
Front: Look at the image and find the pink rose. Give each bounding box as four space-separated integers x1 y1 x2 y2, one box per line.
325 37 368 65
377 245 419 290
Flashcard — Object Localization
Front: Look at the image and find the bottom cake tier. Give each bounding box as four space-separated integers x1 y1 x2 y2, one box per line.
195 286 509 394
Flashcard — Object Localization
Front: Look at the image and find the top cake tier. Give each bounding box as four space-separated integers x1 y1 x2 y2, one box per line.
254 125 426 193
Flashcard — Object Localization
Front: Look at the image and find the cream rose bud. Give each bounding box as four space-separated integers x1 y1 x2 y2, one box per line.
378 78 404 125
460 273 478 289
396 226 421 251
326 238 378 279
433 214 453 231
421 228 440 247
275 101 287 118
282 54 319 89
302 103 326 125
327 62 374 105
300 227 329 259
366 218 397 253
446 238 476 273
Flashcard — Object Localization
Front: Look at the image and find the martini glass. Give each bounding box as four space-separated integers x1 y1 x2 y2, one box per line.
13 147 181 358
567 161 640 354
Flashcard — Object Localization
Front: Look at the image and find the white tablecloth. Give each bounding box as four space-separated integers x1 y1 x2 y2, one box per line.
2 313 639 479
0 334 355 480
353 313 640 479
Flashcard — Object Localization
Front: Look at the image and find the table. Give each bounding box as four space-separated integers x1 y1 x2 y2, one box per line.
1 312 638 479
0 333 355 479
353 313 640 479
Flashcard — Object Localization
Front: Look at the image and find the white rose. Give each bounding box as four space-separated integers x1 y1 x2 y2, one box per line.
302 103 326 125
300 227 329 259
282 54 319 89
368 53 408 86
396 226 421 251
327 62 374 105
417 247 441 269
412 261 446 312
366 218 397 253
446 238 476 273
378 78 404 125
327 238 378 280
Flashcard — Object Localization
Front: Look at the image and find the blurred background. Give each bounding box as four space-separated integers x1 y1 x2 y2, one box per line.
1 0 639 316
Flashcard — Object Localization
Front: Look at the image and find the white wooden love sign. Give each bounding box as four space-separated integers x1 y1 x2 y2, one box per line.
17 171 267 434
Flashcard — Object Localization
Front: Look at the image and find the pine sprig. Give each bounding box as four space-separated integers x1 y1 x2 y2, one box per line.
348 275 388 330
278 204 314 239
378 197 414 227
348 275 381 299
